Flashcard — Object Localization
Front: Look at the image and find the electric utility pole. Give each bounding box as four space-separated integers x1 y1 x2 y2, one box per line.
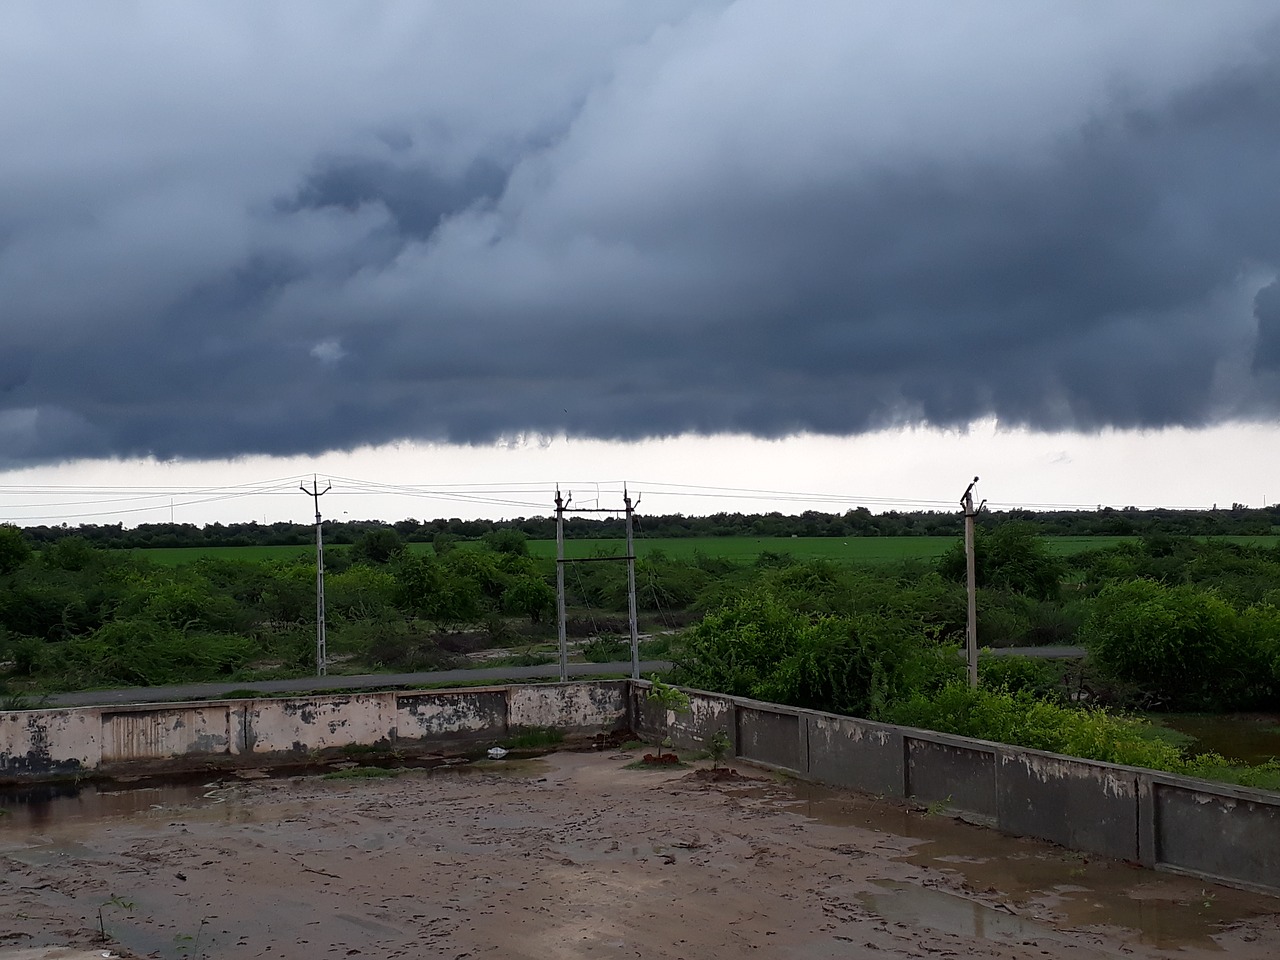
624 486 641 681
552 485 642 682
300 475 332 677
961 476 984 690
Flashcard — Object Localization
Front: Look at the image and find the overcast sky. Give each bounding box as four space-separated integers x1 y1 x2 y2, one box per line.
4 3 1280 524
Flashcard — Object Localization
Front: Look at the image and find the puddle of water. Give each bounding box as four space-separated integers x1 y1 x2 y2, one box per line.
0 780 232 833
1157 714 1280 764
0 755 552 837
764 777 1273 951
858 879 1109 955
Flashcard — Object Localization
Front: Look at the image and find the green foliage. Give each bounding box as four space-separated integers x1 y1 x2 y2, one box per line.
582 636 629 662
503 726 565 749
882 684 1185 770
502 574 555 623
1178 754 1280 791
707 729 731 769
482 528 530 556
647 675 691 761
0 525 32 575
355 619 452 671
1080 580 1275 710
41 536 99 572
351 528 405 565
432 531 459 555
939 523 1064 600
392 552 484 624
676 587 957 719
63 618 257 686
978 656 1064 701
326 565 397 620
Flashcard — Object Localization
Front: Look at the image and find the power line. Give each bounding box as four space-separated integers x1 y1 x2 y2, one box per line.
0 469 1241 525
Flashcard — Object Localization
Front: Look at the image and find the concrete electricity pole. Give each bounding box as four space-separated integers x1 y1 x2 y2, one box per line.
961 477 984 690
300 475 332 677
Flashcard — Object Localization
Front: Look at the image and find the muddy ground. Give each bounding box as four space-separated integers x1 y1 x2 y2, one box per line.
1 751 1277 959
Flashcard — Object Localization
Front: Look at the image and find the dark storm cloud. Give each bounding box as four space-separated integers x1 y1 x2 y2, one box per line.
3 1 1280 466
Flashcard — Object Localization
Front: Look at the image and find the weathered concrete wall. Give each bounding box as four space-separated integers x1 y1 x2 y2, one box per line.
0 681 630 778
996 750 1142 860
906 737 998 821
0 709 100 777
243 693 397 755
102 705 234 762
508 682 625 733
806 713 904 797
631 685 737 754
629 680 1280 896
1152 774 1280 891
397 689 507 742
737 705 804 772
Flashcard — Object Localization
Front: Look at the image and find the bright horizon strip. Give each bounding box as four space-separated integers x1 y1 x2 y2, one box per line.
0 420 1278 527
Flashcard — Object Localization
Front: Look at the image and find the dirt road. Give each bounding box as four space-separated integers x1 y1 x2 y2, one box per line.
1 751 1276 959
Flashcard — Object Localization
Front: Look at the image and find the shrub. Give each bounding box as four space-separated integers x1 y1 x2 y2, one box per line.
1080 580 1271 710
881 683 1184 770
676 588 957 720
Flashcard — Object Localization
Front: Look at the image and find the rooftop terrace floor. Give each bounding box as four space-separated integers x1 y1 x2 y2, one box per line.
1 750 1277 959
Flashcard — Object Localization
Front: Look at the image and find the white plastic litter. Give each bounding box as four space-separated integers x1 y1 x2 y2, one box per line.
487 746 509 760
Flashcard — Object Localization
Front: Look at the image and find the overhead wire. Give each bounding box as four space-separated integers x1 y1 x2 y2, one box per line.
0 469 1229 524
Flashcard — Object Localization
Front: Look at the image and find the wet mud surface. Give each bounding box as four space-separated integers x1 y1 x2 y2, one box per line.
1 752 1278 959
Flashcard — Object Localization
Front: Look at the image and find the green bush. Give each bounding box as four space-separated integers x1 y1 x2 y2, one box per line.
881 684 1184 770
63 619 257 686
938 523 1064 600
978 656 1063 700
1080 580 1272 710
582 636 629 663
677 588 956 719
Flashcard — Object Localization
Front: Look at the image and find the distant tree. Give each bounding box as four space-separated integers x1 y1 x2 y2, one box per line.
482 528 529 556
41 536 98 572
352 528 405 565
0 524 32 574
938 523 1063 601
502 574 556 623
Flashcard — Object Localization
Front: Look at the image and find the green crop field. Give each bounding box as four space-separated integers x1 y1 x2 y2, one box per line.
527 536 960 562
132 544 320 565
127 533 1280 567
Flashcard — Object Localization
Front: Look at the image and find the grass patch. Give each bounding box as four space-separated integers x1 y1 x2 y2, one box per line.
479 652 556 668
322 766 406 780
1179 756 1280 791
503 727 565 749
339 743 401 758
1134 721 1198 752
624 757 690 770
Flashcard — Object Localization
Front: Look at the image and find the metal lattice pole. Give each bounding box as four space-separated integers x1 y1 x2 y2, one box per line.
624 487 640 681
300 475 331 677
555 487 569 683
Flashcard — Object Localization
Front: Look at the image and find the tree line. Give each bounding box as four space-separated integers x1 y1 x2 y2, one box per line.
17 502 1280 550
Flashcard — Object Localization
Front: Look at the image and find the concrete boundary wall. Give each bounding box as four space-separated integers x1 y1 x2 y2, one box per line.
5 679 1277 895
629 681 1280 896
0 681 630 779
